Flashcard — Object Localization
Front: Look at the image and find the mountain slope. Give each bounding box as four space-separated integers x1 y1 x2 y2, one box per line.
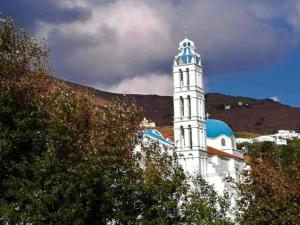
66 81 300 134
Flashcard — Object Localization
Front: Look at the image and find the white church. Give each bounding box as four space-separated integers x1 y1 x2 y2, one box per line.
139 38 245 195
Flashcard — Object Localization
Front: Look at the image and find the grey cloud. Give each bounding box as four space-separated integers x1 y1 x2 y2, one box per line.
173 0 295 73
2 0 300 94
38 0 174 86
0 0 91 32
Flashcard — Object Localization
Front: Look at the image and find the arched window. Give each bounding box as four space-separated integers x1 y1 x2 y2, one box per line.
198 99 202 118
180 96 184 118
180 126 185 147
186 68 190 89
187 95 191 118
188 125 192 149
179 69 183 87
221 138 226 146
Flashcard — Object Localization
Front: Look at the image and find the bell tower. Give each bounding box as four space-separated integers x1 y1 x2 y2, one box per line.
173 38 207 175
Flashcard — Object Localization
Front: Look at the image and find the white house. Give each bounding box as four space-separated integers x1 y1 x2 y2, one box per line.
275 130 300 139
254 135 287 145
236 138 253 144
236 129 300 146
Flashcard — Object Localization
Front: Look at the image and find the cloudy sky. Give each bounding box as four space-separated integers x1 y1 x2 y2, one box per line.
1 0 300 106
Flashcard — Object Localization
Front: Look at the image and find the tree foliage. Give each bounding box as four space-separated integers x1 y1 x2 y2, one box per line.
237 141 300 225
0 18 233 224
183 175 233 225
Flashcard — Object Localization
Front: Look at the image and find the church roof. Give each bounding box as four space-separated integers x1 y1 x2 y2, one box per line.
143 129 174 146
208 146 244 160
146 127 243 160
206 119 234 138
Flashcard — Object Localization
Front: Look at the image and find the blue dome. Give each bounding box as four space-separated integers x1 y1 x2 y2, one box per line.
206 119 234 138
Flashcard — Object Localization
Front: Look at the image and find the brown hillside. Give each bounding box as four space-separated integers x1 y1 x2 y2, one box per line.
65 80 300 134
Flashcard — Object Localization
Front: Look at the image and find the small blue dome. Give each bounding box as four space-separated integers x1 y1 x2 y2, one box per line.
206 119 234 138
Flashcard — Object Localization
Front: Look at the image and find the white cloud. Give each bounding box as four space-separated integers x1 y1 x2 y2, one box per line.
105 73 173 96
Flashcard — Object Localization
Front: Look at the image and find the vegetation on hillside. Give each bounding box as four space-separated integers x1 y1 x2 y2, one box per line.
234 132 260 139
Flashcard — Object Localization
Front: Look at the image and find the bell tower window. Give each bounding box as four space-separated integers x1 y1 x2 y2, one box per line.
179 69 183 87
186 68 190 89
180 126 185 147
187 95 191 119
180 96 184 118
188 125 192 149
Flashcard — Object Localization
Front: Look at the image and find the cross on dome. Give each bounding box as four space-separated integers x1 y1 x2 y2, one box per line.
206 113 210 119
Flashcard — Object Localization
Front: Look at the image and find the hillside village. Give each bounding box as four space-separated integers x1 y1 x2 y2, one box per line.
237 130 300 146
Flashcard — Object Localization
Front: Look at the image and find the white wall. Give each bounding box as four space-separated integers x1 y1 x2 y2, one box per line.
207 135 236 154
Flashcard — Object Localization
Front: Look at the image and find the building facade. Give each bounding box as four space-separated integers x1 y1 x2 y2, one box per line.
140 38 245 196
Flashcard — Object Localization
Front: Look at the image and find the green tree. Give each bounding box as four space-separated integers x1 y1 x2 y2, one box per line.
0 17 142 224
0 18 234 225
237 141 300 225
183 175 233 225
135 143 186 225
